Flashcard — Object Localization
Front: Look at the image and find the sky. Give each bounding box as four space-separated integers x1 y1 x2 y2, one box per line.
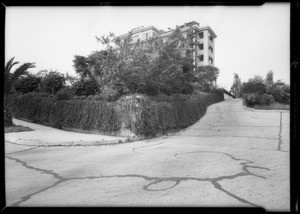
5 3 290 90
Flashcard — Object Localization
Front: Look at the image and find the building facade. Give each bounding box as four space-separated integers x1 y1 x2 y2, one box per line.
116 21 217 67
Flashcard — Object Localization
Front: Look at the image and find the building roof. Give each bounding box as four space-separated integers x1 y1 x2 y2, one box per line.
197 26 217 38
116 22 217 39
117 26 161 39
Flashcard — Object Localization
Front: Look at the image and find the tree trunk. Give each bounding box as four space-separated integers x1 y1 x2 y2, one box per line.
4 95 13 127
4 105 13 127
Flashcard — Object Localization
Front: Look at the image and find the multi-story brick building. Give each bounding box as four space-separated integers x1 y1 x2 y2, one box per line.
116 21 217 67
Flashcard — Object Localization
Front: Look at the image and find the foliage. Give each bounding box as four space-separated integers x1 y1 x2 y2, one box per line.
4 57 36 97
4 57 35 126
38 70 66 94
99 86 120 102
265 70 274 92
73 55 91 79
7 91 224 137
193 66 219 92
230 73 242 98
243 93 274 106
14 74 41 93
7 93 120 131
241 75 266 95
252 102 290 110
269 82 290 104
72 78 99 96
65 72 79 86
55 88 75 101
241 73 290 106
73 27 204 96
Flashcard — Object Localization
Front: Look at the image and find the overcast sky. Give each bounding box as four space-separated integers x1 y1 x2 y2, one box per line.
5 3 290 90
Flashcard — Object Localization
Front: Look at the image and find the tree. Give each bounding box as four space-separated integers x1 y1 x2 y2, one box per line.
269 80 290 104
65 72 79 86
265 70 274 93
240 75 266 95
193 65 220 92
4 57 35 126
73 27 196 96
230 73 242 98
73 55 91 79
38 70 66 94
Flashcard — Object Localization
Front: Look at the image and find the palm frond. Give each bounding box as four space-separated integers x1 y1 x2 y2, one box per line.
10 62 36 86
5 57 19 75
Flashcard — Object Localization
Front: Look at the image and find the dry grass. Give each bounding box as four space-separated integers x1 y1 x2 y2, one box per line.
252 102 290 110
5 124 33 133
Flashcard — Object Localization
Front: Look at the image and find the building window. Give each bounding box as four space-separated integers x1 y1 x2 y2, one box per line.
199 32 204 39
199 43 204 50
132 35 139 42
209 35 214 42
209 57 213 64
209 45 213 53
199 55 204 61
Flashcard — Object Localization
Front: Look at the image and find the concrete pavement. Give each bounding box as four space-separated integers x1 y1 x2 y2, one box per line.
5 118 128 146
4 99 290 211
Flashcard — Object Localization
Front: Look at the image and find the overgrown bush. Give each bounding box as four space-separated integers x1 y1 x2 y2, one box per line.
38 71 66 94
14 74 41 93
241 76 266 95
259 94 275 105
269 84 290 104
99 86 120 102
55 88 75 101
243 93 257 106
7 91 224 137
243 93 274 106
72 79 99 96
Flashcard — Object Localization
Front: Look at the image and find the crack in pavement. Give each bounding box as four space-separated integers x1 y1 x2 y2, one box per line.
5 156 65 180
174 151 270 207
7 149 269 208
277 112 283 151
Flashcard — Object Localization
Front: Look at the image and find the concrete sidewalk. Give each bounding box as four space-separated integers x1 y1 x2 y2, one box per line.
5 118 128 146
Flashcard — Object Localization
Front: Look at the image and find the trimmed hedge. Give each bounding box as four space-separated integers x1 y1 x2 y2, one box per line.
7 93 120 132
7 91 224 137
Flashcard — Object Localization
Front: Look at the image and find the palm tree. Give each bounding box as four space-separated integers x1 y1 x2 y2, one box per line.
4 57 35 126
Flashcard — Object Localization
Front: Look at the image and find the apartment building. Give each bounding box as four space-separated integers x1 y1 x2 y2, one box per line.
116 21 217 67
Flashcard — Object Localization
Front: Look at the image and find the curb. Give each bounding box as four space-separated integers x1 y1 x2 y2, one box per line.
242 103 290 113
5 139 135 147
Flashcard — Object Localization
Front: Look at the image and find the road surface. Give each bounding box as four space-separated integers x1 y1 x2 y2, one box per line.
5 99 290 211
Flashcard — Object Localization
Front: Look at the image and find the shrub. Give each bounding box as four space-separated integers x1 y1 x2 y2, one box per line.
259 94 275 105
243 93 275 106
243 93 257 106
269 84 290 104
7 93 120 131
14 74 41 93
38 71 66 94
241 78 266 95
55 88 75 101
150 94 173 102
116 92 224 137
72 79 99 96
7 91 224 137
99 86 120 102
91 94 103 101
